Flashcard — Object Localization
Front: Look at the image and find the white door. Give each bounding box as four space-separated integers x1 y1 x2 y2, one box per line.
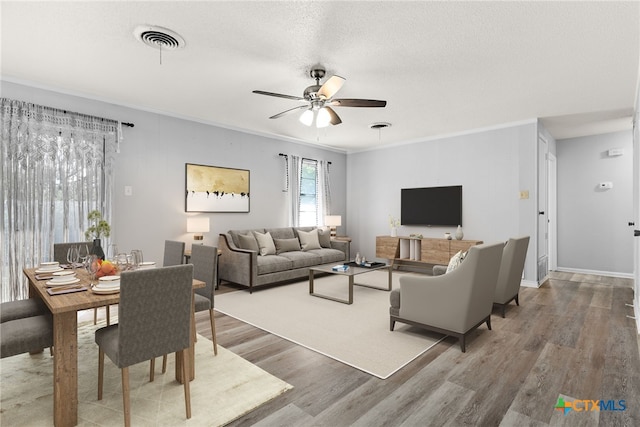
548 153 558 271
633 111 640 323
537 136 549 282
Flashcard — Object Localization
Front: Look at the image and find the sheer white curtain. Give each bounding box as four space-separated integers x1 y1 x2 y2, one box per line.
288 155 302 226
1 99 119 302
318 160 331 224
284 155 332 227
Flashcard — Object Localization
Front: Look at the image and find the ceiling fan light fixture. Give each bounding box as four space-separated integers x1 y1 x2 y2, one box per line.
299 109 314 126
316 108 331 128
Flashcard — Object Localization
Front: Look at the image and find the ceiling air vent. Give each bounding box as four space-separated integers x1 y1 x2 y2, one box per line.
134 25 185 50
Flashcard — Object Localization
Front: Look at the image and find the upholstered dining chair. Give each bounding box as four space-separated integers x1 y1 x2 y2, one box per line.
163 240 186 267
95 265 194 427
159 244 218 374
1 300 53 359
493 236 530 317
53 241 92 264
390 242 504 352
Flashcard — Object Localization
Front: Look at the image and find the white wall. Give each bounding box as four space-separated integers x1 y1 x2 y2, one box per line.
347 121 539 283
2 81 347 263
557 130 634 276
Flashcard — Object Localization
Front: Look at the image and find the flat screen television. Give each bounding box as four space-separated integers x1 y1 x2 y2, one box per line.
401 186 462 226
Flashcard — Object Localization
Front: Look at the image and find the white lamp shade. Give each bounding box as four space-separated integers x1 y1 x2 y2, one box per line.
299 109 314 126
315 108 331 128
186 217 210 233
324 215 342 227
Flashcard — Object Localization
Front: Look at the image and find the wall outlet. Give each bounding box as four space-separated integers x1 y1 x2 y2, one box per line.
124 186 133 196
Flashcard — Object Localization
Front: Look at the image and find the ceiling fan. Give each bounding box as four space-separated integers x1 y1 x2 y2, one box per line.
252 67 387 128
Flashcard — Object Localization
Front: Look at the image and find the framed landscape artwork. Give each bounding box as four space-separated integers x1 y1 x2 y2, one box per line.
185 163 250 212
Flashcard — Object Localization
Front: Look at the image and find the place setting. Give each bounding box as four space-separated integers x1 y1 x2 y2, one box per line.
91 275 121 295
44 269 88 295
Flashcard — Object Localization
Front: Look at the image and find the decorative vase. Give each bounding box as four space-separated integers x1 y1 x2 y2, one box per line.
455 225 464 240
390 227 397 237
92 238 105 260
444 232 452 240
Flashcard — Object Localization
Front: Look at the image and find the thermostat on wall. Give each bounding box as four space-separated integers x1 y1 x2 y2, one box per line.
599 182 613 189
607 148 624 157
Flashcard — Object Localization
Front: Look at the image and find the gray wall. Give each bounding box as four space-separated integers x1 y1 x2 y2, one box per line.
347 122 539 284
2 81 347 263
557 130 634 275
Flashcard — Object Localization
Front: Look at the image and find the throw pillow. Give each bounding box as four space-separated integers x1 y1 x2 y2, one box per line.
274 238 301 254
237 233 259 252
253 231 276 256
317 227 332 248
446 250 467 273
297 229 322 251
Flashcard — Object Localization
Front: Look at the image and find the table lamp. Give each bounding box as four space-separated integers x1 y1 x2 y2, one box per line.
187 217 210 242
324 215 342 237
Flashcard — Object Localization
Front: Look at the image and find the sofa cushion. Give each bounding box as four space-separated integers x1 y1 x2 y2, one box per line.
446 250 467 273
317 227 332 248
278 251 322 268
229 228 265 247
237 233 259 252
297 229 321 251
253 231 276 256
256 255 294 275
307 248 346 264
265 227 296 240
274 238 301 254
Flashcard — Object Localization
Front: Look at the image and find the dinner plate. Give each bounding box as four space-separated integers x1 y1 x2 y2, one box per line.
46 278 81 286
94 281 120 289
49 276 78 284
138 261 156 268
36 267 64 274
40 262 60 268
52 270 76 277
99 275 120 282
91 286 120 295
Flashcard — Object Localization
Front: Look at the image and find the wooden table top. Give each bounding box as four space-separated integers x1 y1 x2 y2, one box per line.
24 267 204 315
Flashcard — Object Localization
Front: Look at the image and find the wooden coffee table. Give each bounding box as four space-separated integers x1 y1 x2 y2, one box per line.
308 262 391 304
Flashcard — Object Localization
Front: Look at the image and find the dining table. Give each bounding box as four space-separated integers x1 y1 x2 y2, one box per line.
23 266 205 427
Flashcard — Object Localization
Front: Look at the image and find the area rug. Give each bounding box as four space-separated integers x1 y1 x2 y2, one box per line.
0 320 292 426
216 270 445 379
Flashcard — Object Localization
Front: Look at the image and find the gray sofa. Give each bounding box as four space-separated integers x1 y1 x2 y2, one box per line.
218 226 349 292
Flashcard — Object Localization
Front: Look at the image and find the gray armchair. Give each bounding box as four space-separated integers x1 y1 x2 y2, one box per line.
95 265 194 426
493 236 530 317
390 242 504 352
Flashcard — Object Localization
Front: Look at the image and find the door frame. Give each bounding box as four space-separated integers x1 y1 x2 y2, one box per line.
548 152 558 271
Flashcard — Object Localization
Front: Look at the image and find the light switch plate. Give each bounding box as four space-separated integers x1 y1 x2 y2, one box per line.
519 190 529 199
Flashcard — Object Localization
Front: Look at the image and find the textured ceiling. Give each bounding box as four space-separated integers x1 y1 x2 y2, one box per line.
1 1 638 151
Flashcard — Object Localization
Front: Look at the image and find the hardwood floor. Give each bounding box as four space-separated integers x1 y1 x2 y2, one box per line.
196 272 639 426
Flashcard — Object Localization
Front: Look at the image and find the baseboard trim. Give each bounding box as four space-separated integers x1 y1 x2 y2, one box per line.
521 279 540 288
555 267 634 279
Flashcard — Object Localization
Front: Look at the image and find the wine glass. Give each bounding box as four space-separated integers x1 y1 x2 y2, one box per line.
107 244 118 262
116 252 129 272
78 244 89 266
130 249 143 269
67 246 79 269
86 254 100 286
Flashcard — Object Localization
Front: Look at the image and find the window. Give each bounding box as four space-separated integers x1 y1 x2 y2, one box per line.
299 159 318 226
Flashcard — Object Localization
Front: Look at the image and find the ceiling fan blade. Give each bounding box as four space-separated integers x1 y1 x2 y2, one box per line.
252 90 305 101
317 75 345 99
269 105 308 119
324 107 342 125
330 98 387 108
